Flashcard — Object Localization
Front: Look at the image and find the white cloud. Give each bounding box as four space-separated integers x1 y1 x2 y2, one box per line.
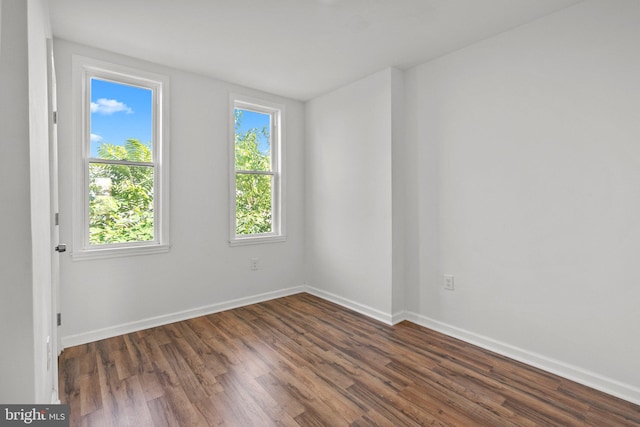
90 98 133 115
90 133 103 142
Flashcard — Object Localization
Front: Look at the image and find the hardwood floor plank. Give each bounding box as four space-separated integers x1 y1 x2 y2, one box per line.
267 358 363 423
59 293 640 426
174 319 229 377
190 396 227 426
149 326 173 346
78 408 108 427
216 369 294 425
164 324 224 396
95 343 125 426
141 335 209 426
398 385 490 427
122 333 154 376
558 380 640 425
146 396 181 427
292 405 349 427
78 372 102 416
138 371 164 402
387 360 523 427
119 376 156 426
60 352 82 424
228 371 300 427
255 372 307 419
345 381 419 426
78 344 98 377
159 342 214 403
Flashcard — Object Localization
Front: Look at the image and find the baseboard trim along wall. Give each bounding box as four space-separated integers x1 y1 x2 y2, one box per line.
304 287 394 325
404 312 640 406
304 287 640 406
51 389 60 405
61 285 640 406
61 285 307 349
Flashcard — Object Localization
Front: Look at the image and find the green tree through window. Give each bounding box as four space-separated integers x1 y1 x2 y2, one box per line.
76 59 169 258
89 139 154 244
234 109 274 235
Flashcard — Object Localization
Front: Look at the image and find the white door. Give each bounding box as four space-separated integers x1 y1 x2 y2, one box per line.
47 38 61 402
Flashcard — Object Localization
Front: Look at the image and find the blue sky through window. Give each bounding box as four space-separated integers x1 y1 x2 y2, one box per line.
90 78 152 158
236 109 271 155
90 79 271 158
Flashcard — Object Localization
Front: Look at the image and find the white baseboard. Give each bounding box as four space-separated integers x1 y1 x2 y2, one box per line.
60 284 640 406
61 285 306 348
304 286 394 325
405 312 640 406
391 310 409 325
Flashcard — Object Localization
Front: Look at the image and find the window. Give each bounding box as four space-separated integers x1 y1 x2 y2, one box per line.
230 94 285 245
72 56 170 259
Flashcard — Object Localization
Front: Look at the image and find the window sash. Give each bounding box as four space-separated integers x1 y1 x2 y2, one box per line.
235 170 274 176
88 162 156 245
234 106 274 173
235 172 275 236
230 95 284 245
72 55 170 259
89 158 154 167
85 76 159 248
86 157 158 247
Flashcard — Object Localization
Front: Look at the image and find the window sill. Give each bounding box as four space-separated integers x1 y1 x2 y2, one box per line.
229 234 286 247
70 243 171 261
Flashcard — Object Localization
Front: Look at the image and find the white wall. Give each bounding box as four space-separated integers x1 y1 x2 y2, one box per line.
306 69 396 319
390 68 407 317
27 0 55 403
0 0 35 403
54 39 306 345
404 0 640 401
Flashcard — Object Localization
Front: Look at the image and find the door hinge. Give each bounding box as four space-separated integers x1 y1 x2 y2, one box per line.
53 111 57 125
55 212 59 226
57 313 61 326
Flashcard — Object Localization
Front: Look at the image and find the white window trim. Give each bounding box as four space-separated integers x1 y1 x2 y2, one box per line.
229 93 286 246
71 55 170 260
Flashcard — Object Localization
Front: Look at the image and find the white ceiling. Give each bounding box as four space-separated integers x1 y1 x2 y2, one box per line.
48 0 582 101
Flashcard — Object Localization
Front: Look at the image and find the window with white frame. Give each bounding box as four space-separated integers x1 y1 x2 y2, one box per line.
230 95 285 245
72 56 170 259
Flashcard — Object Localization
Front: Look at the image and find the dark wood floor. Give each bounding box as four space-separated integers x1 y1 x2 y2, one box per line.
59 293 640 426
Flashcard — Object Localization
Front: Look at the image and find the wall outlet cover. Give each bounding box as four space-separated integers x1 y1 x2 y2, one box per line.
444 274 454 291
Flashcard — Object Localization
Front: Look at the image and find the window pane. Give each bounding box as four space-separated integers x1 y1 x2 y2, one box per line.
89 163 154 244
234 108 271 172
90 78 153 160
236 173 272 235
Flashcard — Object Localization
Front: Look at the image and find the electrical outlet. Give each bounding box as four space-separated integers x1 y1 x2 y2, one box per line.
250 258 260 271
443 274 454 291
